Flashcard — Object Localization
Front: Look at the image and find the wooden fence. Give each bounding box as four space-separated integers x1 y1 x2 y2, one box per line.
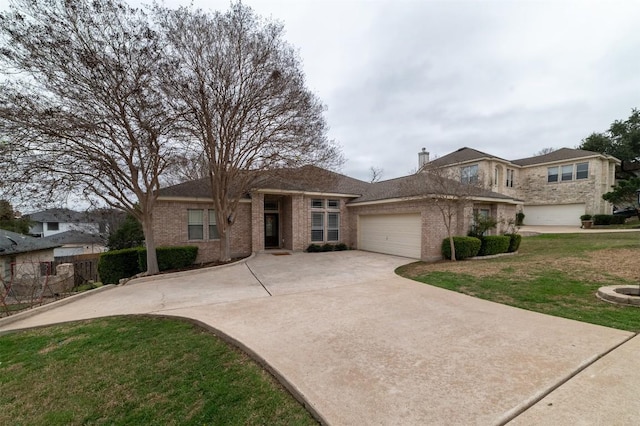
53 253 101 286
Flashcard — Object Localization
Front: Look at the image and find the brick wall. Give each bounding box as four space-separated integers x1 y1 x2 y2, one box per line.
519 158 614 214
153 200 252 263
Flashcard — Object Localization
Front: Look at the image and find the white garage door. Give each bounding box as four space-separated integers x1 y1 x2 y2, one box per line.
358 214 421 258
524 204 585 226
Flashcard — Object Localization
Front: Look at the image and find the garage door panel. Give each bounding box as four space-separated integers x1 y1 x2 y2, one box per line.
358 214 421 258
525 204 585 226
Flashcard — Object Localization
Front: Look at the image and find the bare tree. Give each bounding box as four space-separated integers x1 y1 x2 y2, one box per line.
162 149 210 186
0 0 180 274
419 164 485 261
369 166 384 183
535 147 557 156
156 3 343 261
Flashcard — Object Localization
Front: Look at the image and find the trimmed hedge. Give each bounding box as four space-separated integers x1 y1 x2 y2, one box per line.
478 235 511 256
505 233 522 253
441 236 481 260
593 214 626 225
98 246 198 285
306 243 349 252
98 247 143 285
138 246 198 271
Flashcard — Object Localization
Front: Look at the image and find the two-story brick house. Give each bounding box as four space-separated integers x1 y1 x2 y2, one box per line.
422 147 619 225
153 165 519 262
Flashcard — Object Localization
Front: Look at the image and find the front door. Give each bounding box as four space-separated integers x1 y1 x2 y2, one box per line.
264 213 279 248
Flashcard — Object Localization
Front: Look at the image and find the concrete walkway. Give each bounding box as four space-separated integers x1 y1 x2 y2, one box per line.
1 251 638 425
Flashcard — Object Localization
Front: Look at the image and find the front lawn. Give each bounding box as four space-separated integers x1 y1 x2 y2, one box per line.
397 233 640 332
0 316 317 425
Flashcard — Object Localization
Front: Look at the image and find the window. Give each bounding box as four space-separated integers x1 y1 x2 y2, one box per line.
327 199 339 209
547 167 558 183
561 164 573 181
311 199 324 209
188 209 204 240
494 167 499 186
264 201 279 211
506 169 514 188
576 162 589 179
208 210 219 239
47 222 59 231
327 213 339 241
311 212 324 242
461 164 479 184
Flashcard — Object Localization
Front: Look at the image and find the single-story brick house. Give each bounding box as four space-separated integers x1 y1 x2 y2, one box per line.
154 166 519 262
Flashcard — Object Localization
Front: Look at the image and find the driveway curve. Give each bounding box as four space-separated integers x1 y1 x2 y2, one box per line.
0 251 636 425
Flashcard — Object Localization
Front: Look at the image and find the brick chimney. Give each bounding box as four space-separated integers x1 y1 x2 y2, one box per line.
418 147 430 168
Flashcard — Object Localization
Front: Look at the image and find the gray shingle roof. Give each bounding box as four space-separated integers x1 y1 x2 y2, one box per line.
511 148 611 166
351 173 517 204
427 147 510 167
0 229 60 255
42 230 104 245
27 208 93 223
157 166 370 199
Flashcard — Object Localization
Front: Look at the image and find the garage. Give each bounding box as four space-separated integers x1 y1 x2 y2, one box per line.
358 214 421 258
524 204 585 226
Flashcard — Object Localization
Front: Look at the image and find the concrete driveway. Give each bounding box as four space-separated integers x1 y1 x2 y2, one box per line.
1 251 637 425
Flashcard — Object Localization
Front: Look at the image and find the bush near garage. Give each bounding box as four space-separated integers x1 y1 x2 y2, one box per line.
441 236 481 260
99 246 198 284
593 214 626 225
504 233 522 253
478 235 511 256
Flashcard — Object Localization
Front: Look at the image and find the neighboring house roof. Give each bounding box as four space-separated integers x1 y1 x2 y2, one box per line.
0 229 61 255
27 208 93 223
157 166 371 199
351 173 518 204
426 147 511 167
511 148 618 166
42 230 104 245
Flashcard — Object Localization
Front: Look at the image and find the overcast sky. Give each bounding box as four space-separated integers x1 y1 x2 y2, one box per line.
4 0 640 182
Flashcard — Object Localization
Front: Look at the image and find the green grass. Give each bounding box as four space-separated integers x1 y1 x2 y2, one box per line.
0 316 317 425
397 232 640 332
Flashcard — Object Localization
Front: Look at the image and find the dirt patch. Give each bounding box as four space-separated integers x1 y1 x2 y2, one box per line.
400 247 639 284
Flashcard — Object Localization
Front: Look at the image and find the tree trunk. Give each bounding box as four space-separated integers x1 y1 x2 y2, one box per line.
448 234 457 262
141 212 159 275
216 208 232 262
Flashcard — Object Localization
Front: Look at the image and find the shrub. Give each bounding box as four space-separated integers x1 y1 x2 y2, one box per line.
441 236 481 260
593 214 626 225
580 214 592 221
99 246 199 284
138 246 198 271
306 244 322 253
98 248 143 285
505 233 522 253
478 235 511 256
468 213 498 238
515 212 525 226
321 243 335 252
335 243 348 251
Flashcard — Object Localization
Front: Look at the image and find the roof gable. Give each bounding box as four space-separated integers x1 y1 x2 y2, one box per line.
157 166 371 199
427 147 510 167
511 148 616 166
350 173 517 204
